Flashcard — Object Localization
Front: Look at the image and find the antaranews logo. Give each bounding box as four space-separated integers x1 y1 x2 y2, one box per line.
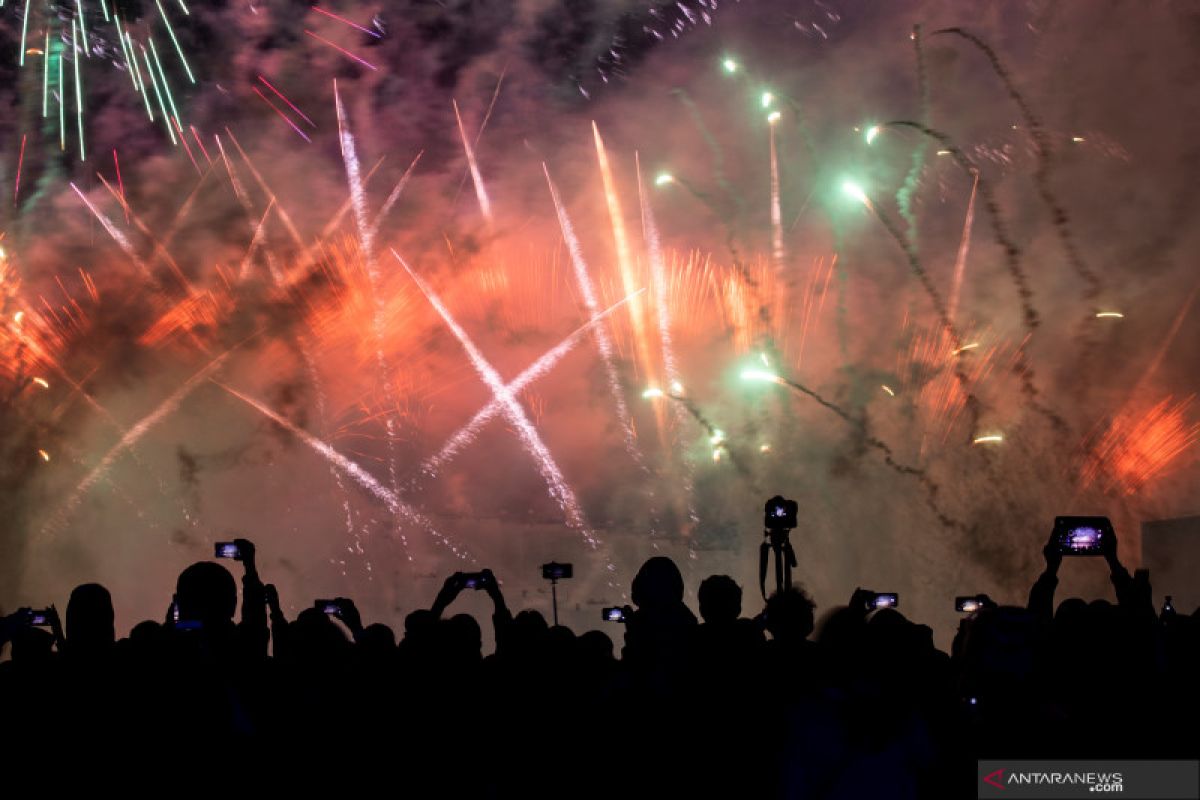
979 760 1198 800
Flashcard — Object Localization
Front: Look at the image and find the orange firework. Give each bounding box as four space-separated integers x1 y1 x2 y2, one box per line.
1079 396 1200 496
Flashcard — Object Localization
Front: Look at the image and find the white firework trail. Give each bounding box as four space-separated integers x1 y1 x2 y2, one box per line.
947 171 978 323
216 382 469 561
335 81 409 557
453 99 494 226
420 290 645 478
40 347 237 539
215 135 284 283
393 249 602 550
69 182 153 278
769 122 784 271
370 150 424 237
542 164 642 463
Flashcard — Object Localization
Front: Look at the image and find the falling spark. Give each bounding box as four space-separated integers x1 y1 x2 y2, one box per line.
866 124 881 144
759 443 771 453
422 292 645 477
952 342 980 355
155 0 195 82
217 382 468 559
395 250 602 549
842 179 869 205
936 149 951 155
1096 311 1124 319
72 18 85 159
655 172 674 186
257 75 316 127
38 449 51 462
33 377 49 389
643 387 665 399
973 434 1004 445
741 368 781 383
760 91 774 108
253 87 312 142
311 5 382 38
453 99 493 225
1072 136 1085 143
881 384 895 396
767 110 781 124
304 29 378 71
13 135 26 205
722 57 738 73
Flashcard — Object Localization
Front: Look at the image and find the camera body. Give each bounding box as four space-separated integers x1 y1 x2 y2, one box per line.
764 496 798 530
541 562 573 581
602 606 628 623
214 541 242 560
1051 516 1112 556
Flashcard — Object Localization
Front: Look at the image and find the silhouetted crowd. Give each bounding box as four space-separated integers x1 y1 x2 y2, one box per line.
2 531 1197 797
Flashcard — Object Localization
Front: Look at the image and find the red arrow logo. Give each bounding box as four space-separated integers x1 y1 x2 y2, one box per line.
983 769 1006 789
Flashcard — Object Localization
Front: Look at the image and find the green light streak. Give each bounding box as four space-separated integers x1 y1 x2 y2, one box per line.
76 0 89 58
114 16 138 92
149 37 182 129
128 33 155 121
155 0 195 83
58 55 65 150
142 46 176 144
99 0 109 21
42 29 50 117
19 0 31 67
73 18 85 159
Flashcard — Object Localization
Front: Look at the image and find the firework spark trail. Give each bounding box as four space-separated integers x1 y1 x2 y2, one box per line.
896 24 930 244
69 182 153 278
370 150 423 237
636 156 682 394
768 121 784 271
95 174 194 295
594 123 659 394
1079 396 1200 496
13 134 26 206
226 129 306 250
321 155 385 239
40 347 238 539
947 172 979 322
304 29 377 70
216 135 283 283
238 199 276 281
335 83 408 555
311 5 381 39
419 291 644 478
394 249 603 551
543 165 642 461
884 121 1066 431
769 375 965 531
453 99 493 226
667 392 759 492
1128 281 1200 402
934 27 1101 300
253 87 312 143
215 381 469 560
452 67 506 205
257 75 317 127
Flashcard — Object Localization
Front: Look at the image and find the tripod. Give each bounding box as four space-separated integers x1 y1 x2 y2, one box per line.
759 526 798 599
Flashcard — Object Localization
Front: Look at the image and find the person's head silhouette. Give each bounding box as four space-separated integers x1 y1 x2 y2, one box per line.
66 583 115 655
766 586 816 643
176 561 237 627
631 556 685 611
699 575 742 624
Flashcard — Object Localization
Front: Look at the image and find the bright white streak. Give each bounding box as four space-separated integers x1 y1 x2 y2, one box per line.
335 81 407 554
370 150 424 237
217 382 468 560
947 171 978 322
453 99 493 226
394 249 601 549
543 164 642 463
69 182 152 277
215 135 282 283
769 122 784 269
41 349 234 539
421 290 644 477
636 154 681 388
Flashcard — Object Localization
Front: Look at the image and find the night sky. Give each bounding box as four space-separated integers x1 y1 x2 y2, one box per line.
3 0 1199 645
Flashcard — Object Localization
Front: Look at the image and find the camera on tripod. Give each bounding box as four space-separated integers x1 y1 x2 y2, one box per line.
760 495 799 599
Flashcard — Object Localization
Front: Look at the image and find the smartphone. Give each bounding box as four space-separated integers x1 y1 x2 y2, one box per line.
868 593 899 610
955 596 991 613
1162 595 1175 616
541 562 573 581
28 608 53 627
602 607 627 623
315 599 341 615
1052 516 1112 556
214 541 242 560
460 572 488 590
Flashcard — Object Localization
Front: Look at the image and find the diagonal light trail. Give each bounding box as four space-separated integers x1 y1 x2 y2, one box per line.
393 249 602 549
420 290 644 478
216 381 470 560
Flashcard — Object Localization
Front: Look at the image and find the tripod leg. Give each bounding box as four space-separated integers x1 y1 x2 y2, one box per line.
774 543 784 596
